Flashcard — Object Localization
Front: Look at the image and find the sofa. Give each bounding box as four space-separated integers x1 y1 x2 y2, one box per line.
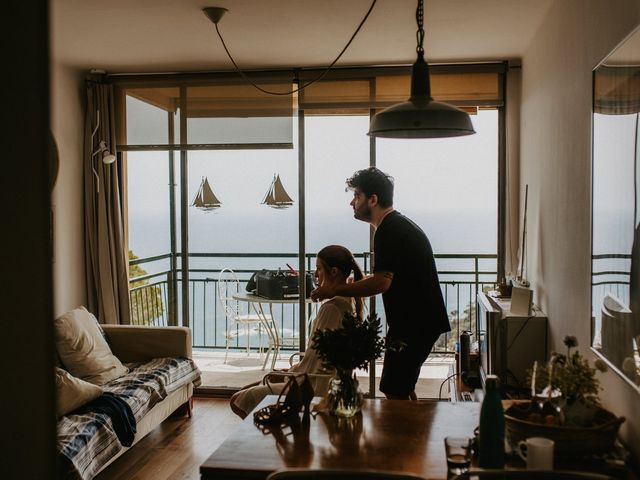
54 308 200 480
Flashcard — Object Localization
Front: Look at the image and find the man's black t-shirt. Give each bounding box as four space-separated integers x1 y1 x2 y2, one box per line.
373 211 450 344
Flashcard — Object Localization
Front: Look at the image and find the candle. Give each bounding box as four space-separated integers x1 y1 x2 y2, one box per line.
547 358 554 400
531 361 537 397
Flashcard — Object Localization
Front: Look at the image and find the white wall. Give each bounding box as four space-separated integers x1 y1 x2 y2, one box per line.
50 62 86 314
522 0 640 458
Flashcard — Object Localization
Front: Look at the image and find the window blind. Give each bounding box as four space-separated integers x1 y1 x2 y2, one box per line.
298 64 504 114
114 72 295 147
594 66 640 115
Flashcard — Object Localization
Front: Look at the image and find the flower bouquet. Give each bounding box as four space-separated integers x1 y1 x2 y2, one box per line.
311 312 385 417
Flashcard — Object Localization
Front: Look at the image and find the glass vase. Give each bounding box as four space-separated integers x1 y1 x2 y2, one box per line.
326 369 363 417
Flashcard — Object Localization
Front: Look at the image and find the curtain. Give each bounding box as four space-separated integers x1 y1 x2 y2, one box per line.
84 77 131 324
505 65 522 279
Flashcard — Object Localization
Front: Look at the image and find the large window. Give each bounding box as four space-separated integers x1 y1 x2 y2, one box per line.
117 65 504 393
377 110 498 255
305 115 370 255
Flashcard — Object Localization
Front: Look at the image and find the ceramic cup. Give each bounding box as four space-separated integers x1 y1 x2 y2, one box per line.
517 437 554 470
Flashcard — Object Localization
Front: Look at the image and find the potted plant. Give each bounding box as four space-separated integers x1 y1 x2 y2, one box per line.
311 312 386 417
528 335 609 426
504 335 625 456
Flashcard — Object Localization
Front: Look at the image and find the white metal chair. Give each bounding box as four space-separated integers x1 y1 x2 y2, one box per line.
218 268 271 363
259 301 319 370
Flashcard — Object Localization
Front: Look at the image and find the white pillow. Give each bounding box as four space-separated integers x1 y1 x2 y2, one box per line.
55 367 103 417
54 306 128 385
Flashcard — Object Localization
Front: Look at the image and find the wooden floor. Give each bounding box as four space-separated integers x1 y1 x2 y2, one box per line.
95 397 242 480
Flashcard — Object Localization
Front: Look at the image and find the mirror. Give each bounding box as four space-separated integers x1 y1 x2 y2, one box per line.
591 26 640 391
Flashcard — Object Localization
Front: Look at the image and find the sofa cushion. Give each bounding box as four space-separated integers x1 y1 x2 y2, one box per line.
54 306 128 385
55 367 103 417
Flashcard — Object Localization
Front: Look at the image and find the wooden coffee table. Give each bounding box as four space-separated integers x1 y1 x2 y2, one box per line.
200 397 480 479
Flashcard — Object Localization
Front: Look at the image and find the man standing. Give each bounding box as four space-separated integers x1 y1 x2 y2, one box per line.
310 167 450 400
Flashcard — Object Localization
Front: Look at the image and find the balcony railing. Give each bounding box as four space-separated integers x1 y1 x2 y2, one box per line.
592 253 631 307
128 252 497 354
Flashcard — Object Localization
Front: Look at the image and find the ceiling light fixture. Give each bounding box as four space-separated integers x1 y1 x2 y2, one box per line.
368 0 475 138
203 1 377 95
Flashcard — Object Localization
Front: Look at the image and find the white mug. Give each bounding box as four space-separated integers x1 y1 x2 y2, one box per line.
517 437 554 470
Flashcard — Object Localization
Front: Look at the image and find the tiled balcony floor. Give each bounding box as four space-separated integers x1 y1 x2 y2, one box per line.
193 350 454 399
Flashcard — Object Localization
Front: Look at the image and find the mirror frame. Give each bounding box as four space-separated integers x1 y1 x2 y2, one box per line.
48 131 59 191
590 26 640 393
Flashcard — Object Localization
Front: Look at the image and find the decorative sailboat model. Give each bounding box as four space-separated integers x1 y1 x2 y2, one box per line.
191 176 221 213
261 174 294 209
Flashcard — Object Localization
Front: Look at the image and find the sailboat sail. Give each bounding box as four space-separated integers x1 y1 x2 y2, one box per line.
191 176 221 212
261 174 294 209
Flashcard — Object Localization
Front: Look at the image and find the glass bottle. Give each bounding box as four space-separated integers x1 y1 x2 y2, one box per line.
478 374 505 468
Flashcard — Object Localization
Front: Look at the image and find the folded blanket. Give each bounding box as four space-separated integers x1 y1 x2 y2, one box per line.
78 392 136 447
57 356 200 480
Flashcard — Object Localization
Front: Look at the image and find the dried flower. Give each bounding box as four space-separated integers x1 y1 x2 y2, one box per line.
563 335 578 349
594 358 608 373
622 357 636 374
527 334 602 409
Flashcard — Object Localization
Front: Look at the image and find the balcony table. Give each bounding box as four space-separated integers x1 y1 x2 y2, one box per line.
200 397 479 480
232 293 317 370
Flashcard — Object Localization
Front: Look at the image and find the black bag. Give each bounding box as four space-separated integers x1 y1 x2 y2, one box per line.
246 269 267 292
248 269 314 299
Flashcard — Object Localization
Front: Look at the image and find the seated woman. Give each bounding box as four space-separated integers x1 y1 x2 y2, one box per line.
230 245 364 419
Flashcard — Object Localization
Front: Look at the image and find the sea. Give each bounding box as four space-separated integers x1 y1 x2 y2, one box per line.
127 206 500 349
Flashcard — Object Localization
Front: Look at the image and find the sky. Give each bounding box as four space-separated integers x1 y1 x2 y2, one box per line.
126 95 499 264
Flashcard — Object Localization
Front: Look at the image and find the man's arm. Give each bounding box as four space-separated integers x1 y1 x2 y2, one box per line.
310 271 393 301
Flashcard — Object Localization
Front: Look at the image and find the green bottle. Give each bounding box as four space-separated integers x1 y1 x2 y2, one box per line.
478 375 505 468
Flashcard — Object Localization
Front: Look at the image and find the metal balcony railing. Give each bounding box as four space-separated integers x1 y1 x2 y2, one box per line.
128 252 498 354
591 253 632 320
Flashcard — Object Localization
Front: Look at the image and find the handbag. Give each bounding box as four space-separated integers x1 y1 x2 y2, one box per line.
247 269 315 299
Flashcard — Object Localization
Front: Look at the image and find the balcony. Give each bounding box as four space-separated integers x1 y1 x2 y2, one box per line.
130 252 495 383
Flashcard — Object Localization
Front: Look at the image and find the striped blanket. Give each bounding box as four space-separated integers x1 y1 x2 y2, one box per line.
57 357 201 480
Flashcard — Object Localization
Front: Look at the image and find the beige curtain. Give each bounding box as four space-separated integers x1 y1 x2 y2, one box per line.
505 64 522 278
84 77 131 325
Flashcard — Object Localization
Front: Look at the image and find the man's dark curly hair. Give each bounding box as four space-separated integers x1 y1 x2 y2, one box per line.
346 167 394 208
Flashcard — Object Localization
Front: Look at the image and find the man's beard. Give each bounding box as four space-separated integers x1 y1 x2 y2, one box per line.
353 203 372 222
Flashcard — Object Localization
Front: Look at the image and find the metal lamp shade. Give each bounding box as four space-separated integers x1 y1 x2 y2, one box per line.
369 51 476 139
368 98 476 138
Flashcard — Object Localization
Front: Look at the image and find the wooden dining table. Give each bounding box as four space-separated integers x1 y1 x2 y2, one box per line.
200 397 480 480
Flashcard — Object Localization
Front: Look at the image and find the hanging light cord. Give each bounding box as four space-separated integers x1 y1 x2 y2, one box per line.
416 0 425 58
213 0 377 95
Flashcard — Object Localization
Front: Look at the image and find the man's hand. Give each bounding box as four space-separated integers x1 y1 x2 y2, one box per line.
310 285 335 302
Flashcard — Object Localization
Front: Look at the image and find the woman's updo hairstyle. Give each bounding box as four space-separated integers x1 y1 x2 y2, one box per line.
317 245 364 320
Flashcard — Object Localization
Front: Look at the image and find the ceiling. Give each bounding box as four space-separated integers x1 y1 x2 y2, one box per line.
51 0 554 74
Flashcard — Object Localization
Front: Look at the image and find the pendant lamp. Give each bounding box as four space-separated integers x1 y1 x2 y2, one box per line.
368 0 475 138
